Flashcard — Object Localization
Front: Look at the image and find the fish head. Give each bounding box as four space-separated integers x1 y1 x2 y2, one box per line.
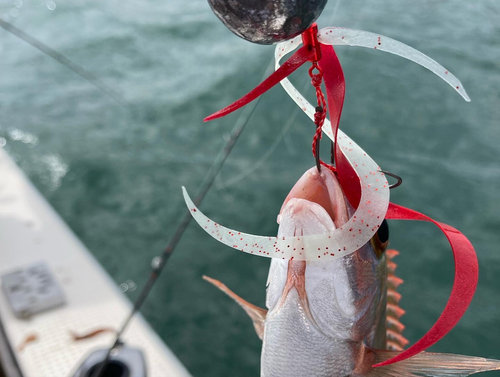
267 166 388 346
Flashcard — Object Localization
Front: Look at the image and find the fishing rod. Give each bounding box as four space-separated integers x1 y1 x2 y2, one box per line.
91 61 273 377
0 18 127 108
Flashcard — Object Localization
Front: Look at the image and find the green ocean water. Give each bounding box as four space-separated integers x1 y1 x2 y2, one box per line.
1 0 499 376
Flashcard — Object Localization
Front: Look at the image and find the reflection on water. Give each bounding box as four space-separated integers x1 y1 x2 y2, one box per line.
7 127 38 147
119 279 137 293
1 0 500 376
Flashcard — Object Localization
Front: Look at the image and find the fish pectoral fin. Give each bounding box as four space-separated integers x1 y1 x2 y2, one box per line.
355 348 500 377
203 275 267 340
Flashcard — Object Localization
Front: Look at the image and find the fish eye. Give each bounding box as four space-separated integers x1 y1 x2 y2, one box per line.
371 219 389 258
378 219 389 244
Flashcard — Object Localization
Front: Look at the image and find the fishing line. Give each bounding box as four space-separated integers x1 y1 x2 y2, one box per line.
327 0 343 25
340 0 368 62
216 77 308 189
330 0 343 23
216 105 300 189
0 18 127 108
217 0 344 189
283 126 296 155
90 58 272 377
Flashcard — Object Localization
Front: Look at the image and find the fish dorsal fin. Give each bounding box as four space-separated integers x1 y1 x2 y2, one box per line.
356 348 500 377
385 249 408 351
203 276 267 340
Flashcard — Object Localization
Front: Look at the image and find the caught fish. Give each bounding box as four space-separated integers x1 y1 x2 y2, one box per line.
200 166 500 377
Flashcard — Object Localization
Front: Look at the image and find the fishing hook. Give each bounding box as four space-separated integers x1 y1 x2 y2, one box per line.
381 170 403 189
314 106 322 172
330 140 335 165
315 142 321 171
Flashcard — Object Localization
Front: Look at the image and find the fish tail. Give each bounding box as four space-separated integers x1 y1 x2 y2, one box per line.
359 348 500 376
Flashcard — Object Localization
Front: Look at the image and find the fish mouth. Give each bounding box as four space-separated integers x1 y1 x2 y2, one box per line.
279 166 349 229
270 167 350 333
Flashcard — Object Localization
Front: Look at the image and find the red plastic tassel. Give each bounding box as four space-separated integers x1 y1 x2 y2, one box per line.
204 45 314 122
374 202 479 367
318 45 362 209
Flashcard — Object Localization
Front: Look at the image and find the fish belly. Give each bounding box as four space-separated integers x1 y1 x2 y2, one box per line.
261 287 362 377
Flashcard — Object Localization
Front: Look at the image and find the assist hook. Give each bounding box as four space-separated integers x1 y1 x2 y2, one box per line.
303 24 328 173
380 170 403 189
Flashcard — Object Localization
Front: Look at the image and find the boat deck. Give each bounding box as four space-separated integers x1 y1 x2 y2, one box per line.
0 148 191 377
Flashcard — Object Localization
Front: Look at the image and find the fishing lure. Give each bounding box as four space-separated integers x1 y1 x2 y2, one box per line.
183 2 495 375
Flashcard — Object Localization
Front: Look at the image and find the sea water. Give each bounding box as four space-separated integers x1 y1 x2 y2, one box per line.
1 0 499 376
